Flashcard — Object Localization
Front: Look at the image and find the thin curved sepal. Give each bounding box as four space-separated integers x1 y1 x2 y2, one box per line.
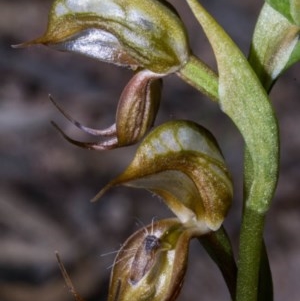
50 70 162 150
55 252 86 301
49 95 117 137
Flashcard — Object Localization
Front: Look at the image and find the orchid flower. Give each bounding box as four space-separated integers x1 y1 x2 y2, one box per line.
15 0 190 150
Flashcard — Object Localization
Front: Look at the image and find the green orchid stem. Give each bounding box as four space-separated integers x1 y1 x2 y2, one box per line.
236 209 265 301
199 226 237 300
236 149 275 301
177 55 219 101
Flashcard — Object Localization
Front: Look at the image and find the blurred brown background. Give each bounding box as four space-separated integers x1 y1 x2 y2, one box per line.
0 0 299 300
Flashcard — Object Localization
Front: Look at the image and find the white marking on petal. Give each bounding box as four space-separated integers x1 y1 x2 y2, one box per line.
55 2 69 16
160 129 181 152
65 0 125 19
177 127 223 161
150 137 168 156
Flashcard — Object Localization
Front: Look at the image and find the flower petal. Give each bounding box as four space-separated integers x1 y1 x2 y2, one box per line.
16 0 190 73
96 120 233 231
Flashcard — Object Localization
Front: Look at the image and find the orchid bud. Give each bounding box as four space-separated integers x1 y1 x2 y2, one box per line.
51 70 161 150
16 0 190 74
95 120 233 231
108 218 197 301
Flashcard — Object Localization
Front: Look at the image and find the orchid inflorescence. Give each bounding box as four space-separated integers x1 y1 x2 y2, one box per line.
16 0 300 300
